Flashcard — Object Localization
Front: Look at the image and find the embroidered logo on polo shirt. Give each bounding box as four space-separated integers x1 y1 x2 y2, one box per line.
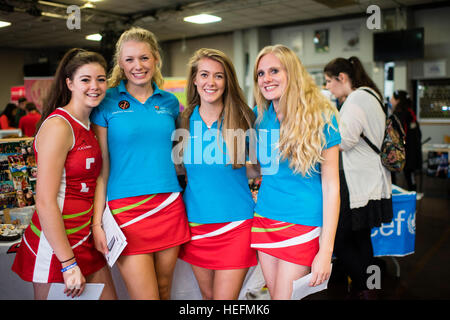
118 100 130 110
154 105 173 116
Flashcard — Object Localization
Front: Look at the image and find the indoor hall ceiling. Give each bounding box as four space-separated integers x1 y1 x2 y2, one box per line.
0 0 446 49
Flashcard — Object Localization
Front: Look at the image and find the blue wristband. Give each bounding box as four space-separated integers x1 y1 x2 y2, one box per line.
61 261 77 273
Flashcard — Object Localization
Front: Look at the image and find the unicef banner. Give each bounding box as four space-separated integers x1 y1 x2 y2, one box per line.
371 186 416 257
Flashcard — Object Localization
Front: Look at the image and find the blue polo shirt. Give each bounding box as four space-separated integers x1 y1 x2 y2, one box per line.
182 106 255 223
254 103 340 226
90 80 182 201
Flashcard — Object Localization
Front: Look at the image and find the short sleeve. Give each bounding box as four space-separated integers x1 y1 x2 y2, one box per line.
324 113 341 149
170 95 181 119
90 102 108 127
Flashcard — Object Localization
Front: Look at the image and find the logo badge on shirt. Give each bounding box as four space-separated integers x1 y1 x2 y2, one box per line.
118 100 130 110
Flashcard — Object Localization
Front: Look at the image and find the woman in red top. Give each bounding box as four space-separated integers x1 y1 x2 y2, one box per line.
18 102 41 137
0 103 17 129
12 48 117 300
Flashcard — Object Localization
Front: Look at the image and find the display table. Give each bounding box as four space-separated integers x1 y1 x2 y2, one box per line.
0 130 22 139
371 185 417 277
371 185 416 257
422 143 449 178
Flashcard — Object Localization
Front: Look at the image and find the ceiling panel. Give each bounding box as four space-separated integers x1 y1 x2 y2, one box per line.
0 0 445 49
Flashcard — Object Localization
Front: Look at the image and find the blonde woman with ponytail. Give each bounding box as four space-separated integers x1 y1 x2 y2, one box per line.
90 27 190 300
250 45 341 299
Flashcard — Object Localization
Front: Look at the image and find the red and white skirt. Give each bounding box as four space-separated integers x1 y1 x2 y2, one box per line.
12 202 105 283
250 214 321 267
108 192 190 255
179 219 257 270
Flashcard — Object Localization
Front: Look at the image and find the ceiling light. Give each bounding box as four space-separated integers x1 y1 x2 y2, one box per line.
82 2 96 9
0 21 11 28
86 33 102 41
184 14 222 24
42 12 67 19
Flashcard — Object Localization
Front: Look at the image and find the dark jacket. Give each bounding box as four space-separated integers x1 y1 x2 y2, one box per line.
394 108 422 170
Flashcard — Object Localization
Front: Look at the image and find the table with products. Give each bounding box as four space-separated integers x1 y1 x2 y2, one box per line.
370 185 417 277
422 143 450 178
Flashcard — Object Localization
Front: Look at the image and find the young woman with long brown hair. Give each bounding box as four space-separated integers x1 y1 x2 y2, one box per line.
12 48 117 300
176 48 257 300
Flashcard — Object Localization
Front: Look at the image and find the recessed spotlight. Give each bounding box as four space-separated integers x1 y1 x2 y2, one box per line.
86 33 102 41
83 2 96 9
183 14 222 24
0 21 11 28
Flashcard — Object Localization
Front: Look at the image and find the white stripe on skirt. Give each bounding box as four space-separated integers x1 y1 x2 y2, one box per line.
191 220 245 241
119 192 180 228
251 227 321 249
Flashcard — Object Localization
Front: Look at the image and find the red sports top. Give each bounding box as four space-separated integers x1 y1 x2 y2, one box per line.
12 108 105 283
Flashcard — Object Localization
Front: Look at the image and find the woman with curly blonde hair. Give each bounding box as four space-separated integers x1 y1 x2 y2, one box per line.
250 45 341 299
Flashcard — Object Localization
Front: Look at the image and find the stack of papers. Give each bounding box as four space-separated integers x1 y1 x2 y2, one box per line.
47 283 104 300
291 264 332 300
102 206 127 267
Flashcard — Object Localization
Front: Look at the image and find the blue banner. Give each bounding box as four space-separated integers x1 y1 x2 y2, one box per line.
371 187 416 257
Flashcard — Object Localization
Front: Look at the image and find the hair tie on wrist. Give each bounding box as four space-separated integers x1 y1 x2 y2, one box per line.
60 256 75 264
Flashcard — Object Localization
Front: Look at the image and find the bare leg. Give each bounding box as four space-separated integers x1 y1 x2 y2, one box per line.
191 265 249 300
191 264 214 300
213 268 249 300
33 282 51 300
272 259 310 300
154 246 180 300
85 265 118 300
116 253 159 299
257 251 279 297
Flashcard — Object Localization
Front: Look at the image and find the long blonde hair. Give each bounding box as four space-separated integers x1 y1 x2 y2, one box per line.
108 27 164 88
180 48 255 169
253 45 339 177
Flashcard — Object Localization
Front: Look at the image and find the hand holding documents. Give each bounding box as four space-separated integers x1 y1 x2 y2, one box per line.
47 283 104 300
102 205 127 267
291 265 332 300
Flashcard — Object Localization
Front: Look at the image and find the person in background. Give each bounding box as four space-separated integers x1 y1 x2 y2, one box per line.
13 97 27 128
177 48 257 299
251 45 341 299
324 56 393 300
18 102 41 137
11 48 117 300
90 27 190 300
390 90 422 191
0 103 18 129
